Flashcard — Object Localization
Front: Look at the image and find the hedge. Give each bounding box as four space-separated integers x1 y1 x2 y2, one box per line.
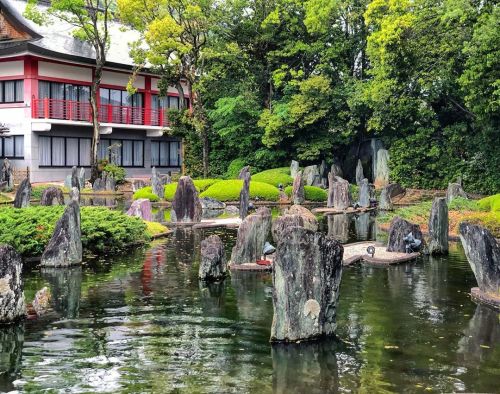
200 180 280 201
251 167 293 187
284 185 327 202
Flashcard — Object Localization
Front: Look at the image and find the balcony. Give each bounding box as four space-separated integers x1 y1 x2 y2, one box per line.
32 98 170 127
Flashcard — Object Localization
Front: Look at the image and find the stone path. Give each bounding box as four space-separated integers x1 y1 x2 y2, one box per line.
343 241 420 266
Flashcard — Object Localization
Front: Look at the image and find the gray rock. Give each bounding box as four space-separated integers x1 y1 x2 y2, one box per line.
1 158 13 190
447 182 467 204
161 174 172 185
358 178 370 208
428 197 449 255
331 177 350 210
272 205 318 243
93 171 115 192
330 161 343 179
225 205 239 216
370 138 384 181
374 148 390 186
355 159 364 186
378 186 393 210
302 165 321 187
78 167 86 189
238 165 251 180
319 160 328 188
0 181 7 192
239 167 251 219
386 217 423 253
69 187 80 203
0 245 26 323
126 198 153 221
327 214 349 243
231 207 272 265
290 160 299 179
71 166 80 190
327 172 335 208
459 222 500 295
151 167 164 199
292 171 305 205
199 235 227 281
40 187 64 206
132 179 147 192
40 200 82 267
171 176 202 223
13 177 31 208
32 287 51 316
270 227 343 342
201 197 226 210
385 183 405 199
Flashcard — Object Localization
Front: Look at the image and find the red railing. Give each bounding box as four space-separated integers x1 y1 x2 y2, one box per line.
32 98 170 127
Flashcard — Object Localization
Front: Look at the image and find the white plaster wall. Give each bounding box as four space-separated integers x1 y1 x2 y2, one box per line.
151 78 189 95
103 71 144 89
0 60 24 77
38 61 93 83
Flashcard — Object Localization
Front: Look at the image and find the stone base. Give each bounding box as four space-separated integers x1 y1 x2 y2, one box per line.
312 207 376 215
470 287 500 310
229 262 272 272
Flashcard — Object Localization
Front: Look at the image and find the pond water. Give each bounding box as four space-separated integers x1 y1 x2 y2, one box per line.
1 213 500 393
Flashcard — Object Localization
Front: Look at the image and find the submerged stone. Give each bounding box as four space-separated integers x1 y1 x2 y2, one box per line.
171 176 202 223
0 244 26 323
386 217 423 253
13 177 31 208
428 197 449 255
199 235 227 281
126 198 153 221
292 171 305 205
40 187 64 206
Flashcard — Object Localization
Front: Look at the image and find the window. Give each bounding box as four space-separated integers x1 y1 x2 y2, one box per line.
0 136 24 158
0 80 23 103
38 81 90 120
38 136 92 167
151 140 181 167
99 88 143 124
98 138 144 167
151 94 189 111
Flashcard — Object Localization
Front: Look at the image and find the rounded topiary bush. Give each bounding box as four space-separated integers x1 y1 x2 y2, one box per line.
251 167 293 187
284 185 327 202
133 186 159 202
200 180 280 202
478 194 500 212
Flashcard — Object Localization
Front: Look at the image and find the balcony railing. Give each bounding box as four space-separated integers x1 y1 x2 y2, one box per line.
32 98 170 127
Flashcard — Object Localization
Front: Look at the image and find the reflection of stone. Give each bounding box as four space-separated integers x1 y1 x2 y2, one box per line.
272 338 340 394
199 280 228 316
327 214 349 243
354 213 371 240
41 267 82 319
0 324 24 391
230 271 273 322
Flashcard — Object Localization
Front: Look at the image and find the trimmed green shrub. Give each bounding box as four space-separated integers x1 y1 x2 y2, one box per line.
478 194 500 212
251 167 293 187
0 206 149 257
163 179 221 201
103 164 126 184
133 186 159 202
200 180 280 201
225 158 246 179
284 185 327 202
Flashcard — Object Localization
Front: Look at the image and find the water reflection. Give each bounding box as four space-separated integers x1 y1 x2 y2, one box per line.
327 214 349 243
41 267 82 319
0 324 24 391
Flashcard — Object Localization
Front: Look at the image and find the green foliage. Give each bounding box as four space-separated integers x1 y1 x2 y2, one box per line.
225 159 246 179
448 197 481 212
478 194 500 213
162 179 220 201
284 185 327 202
103 164 126 184
0 206 148 257
349 184 359 203
251 168 293 187
200 180 280 202
144 221 169 236
133 186 159 202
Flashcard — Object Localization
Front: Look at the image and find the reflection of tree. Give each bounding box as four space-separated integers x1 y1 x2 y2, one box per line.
41 267 82 319
0 324 24 391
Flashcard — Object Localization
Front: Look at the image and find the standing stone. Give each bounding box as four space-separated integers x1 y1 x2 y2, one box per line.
319 160 328 188
199 235 227 281
302 165 321 187
239 167 251 219
40 199 82 267
270 227 343 342
151 167 164 199
459 222 500 297
13 177 31 208
161 173 172 185
272 205 318 243
385 183 406 199
0 245 26 323
126 198 153 221
292 171 305 205
332 177 350 210
231 207 272 265
327 172 335 208
171 176 202 223
105 173 116 192
1 158 13 190
446 182 467 203
428 197 449 255
386 217 423 253
71 166 80 190
374 148 390 187
355 159 364 186
290 160 299 179
92 171 115 192
358 178 370 208
132 179 147 192
370 138 384 182
32 287 51 316
40 187 64 206
330 161 343 179
78 167 85 189
378 186 393 210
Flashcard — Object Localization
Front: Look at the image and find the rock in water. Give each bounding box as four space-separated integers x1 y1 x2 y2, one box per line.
239 167 251 219
386 217 423 253
151 167 164 199
231 207 272 265
126 198 153 221
171 176 202 223
270 227 343 342
332 177 350 210
290 160 299 179
378 186 393 210
272 205 318 243
459 222 500 296
292 171 305 205
0 245 26 323
446 182 467 203
199 235 227 281
13 177 31 208
385 183 405 199
358 178 370 208
40 187 64 206
428 197 449 255
302 165 320 187
355 159 364 186
32 287 51 316
201 197 226 210
40 200 82 267
374 148 390 187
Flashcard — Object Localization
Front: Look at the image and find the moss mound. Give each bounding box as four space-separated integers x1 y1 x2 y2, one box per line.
133 186 159 202
284 185 327 202
200 180 280 202
251 167 293 187
478 194 500 212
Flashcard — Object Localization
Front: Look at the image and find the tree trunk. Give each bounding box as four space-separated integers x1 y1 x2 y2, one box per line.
90 64 103 183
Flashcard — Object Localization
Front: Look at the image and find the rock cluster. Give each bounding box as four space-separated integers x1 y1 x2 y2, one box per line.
13 177 31 208
386 217 423 253
428 197 449 255
126 198 153 221
0 245 26 323
199 235 227 281
292 171 305 205
40 187 64 206
171 176 202 223
92 171 116 192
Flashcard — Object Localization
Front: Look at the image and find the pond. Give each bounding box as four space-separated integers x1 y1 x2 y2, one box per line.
1 213 499 393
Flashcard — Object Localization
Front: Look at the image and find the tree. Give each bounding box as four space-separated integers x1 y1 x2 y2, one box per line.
25 0 112 182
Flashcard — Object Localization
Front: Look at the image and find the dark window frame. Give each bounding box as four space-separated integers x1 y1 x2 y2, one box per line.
38 135 92 168
0 135 24 159
38 80 90 102
151 140 181 168
0 80 24 104
98 137 145 168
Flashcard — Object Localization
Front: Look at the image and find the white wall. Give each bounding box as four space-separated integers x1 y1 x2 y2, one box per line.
0 60 24 77
102 71 144 89
38 61 93 83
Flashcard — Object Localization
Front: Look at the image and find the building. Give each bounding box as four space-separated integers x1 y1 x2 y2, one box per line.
0 0 185 182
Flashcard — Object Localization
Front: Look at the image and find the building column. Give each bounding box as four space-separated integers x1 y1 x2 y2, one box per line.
144 76 152 126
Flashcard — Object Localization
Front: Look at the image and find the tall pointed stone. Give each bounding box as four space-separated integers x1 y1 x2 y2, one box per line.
332 177 350 210
0 245 26 323
151 167 164 199
290 160 299 179
239 166 251 219
292 171 305 205
171 176 202 223
358 178 370 208
374 148 390 187
428 197 449 255
355 159 364 186
327 172 335 208
13 177 31 208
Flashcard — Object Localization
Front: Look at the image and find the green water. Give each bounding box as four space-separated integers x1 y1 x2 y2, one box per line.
1 216 499 393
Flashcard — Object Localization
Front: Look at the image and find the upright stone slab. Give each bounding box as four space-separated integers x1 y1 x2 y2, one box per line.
290 160 299 179
71 166 80 190
271 227 343 342
40 187 64 206
386 217 423 253
327 172 335 208
40 199 82 267
239 167 251 219
374 148 390 187
126 198 153 221
332 177 350 210
428 197 449 255
385 183 405 199
446 182 467 203
231 207 272 265
0 245 26 323
355 159 364 186
378 186 393 210
78 167 86 189
13 177 31 208
302 165 320 187
199 235 227 281
171 176 202 223
1 158 13 190
292 171 305 205
151 167 164 199
272 205 318 243
330 161 343 179
459 222 500 300
358 178 370 208
319 160 328 188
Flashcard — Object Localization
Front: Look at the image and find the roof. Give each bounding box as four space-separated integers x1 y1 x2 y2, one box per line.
0 0 142 71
